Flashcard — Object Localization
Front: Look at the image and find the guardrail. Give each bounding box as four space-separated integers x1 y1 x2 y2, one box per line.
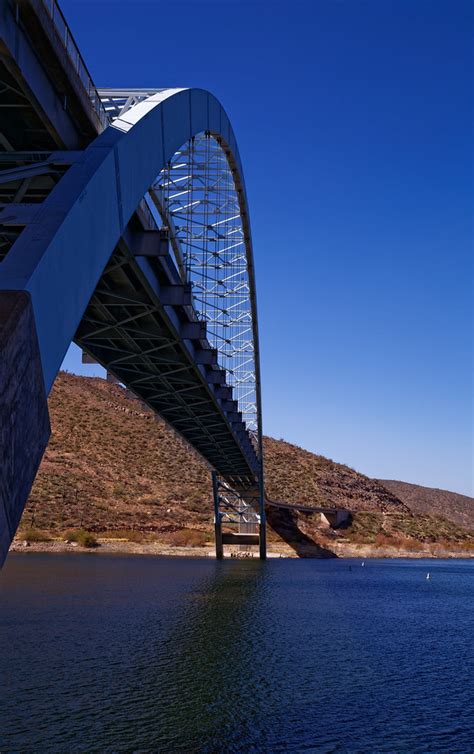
40 0 108 129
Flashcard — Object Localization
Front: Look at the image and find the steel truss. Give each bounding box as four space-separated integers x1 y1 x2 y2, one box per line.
98 91 259 448
74 240 257 479
0 151 78 261
98 89 168 120
155 134 258 445
212 472 263 559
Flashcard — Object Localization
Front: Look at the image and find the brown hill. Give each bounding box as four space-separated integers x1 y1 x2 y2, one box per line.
264 437 408 513
379 479 474 531
17 372 474 555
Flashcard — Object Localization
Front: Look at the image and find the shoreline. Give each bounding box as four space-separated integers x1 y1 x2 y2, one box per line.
8 539 474 560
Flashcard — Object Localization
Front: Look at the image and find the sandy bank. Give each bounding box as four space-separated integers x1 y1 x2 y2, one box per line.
9 539 294 558
8 538 473 559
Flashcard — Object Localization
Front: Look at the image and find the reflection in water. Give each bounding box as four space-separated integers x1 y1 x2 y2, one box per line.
0 556 273 753
154 562 268 750
1 555 473 753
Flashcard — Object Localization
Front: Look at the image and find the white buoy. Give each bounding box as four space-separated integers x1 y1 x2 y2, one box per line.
426 573 431 580
361 561 365 567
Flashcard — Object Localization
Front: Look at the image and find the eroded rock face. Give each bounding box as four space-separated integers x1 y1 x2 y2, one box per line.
0 291 51 565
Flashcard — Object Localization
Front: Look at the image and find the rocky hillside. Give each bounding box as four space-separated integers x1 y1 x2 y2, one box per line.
265 437 408 513
380 479 474 531
18 372 473 555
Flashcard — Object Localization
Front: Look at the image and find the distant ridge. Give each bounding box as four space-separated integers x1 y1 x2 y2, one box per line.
379 479 474 531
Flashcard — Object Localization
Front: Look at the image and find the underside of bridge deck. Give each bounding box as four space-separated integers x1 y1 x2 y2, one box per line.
75 226 258 482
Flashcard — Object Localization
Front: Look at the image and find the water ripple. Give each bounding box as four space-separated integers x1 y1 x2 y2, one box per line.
0 555 473 753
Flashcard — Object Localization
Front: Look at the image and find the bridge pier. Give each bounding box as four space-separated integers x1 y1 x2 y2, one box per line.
0 292 51 565
212 471 224 559
258 470 267 560
212 472 266 559
320 509 351 528
259 519 267 560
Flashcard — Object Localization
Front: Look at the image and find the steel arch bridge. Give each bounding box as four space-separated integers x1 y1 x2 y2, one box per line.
0 1 266 564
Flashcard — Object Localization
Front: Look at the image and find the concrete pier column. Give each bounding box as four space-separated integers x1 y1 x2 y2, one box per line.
259 519 267 560
320 509 351 528
258 469 266 560
212 471 224 559
214 517 224 560
0 292 51 566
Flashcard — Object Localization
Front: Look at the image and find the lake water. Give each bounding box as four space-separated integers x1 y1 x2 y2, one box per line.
0 555 473 753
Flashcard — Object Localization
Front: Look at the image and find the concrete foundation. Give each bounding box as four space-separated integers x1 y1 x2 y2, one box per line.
0 292 51 566
320 509 351 528
221 532 260 546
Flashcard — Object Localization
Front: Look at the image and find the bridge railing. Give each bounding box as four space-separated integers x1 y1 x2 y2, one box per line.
40 0 108 129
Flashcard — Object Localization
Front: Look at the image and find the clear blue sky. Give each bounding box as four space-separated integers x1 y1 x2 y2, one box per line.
60 0 473 496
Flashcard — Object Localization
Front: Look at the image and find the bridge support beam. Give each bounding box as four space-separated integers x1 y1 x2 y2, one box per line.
211 471 265 560
320 509 351 528
259 519 267 560
258 466 267 560
212 471 223 560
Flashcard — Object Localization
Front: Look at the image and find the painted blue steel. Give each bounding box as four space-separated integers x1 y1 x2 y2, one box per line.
1 0 103 146
0 0 266 559
0 89 249 391
0 87 262 483
72 237 259 476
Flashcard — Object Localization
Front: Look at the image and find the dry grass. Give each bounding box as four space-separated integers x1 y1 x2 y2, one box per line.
167 529 209 547
344 511 474 549
97 530 150 543
18 528 51 543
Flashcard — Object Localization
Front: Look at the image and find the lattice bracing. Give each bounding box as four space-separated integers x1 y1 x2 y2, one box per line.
97 91 259 448
98 89 167 120
152 134 258 444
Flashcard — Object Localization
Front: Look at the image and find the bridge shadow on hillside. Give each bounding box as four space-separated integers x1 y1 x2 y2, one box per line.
266 506 337 558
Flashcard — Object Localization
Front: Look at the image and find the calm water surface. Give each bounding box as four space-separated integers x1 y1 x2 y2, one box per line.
0 555 473 753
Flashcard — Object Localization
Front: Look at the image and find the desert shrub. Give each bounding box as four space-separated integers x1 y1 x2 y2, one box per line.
168 529 208 547
20 528 51 543
430 539 474 554
99 530 147 543
63 529 98 548
458 540 474 552
345 512 384 542
374 533 396 547
396 536 425 551
112 483 127 497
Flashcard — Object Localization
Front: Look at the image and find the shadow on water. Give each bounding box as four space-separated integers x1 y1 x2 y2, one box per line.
145 561 269 751
0 557 271 753
266 506 337 558
2 555 474 754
